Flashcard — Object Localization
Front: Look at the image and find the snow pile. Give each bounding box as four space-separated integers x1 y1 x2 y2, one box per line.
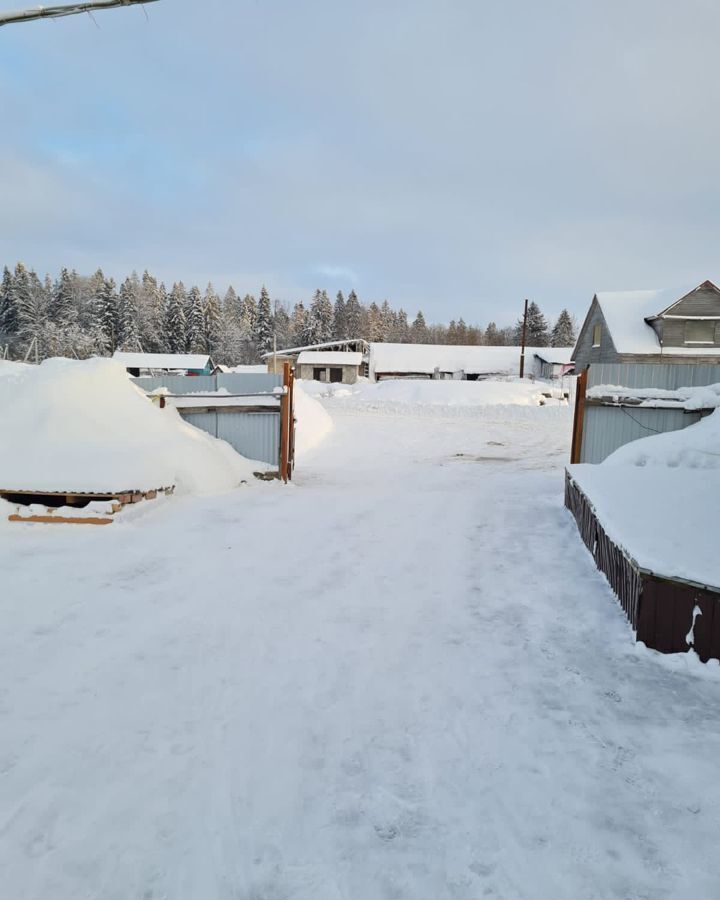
604 408 720 469
588 382 720 411
0 359 31 379
302 377 558 409
0 357 264 495
292 382 333 455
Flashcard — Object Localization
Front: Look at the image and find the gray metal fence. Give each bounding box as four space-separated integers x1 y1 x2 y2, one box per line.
578 362 718 463
133 372 283 467
580 405 705 463
587 362 720 390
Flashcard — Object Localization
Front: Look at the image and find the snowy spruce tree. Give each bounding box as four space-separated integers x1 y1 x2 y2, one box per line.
253 286 275 356
290 301 307 346
0 265 18 342
305 289 334 345
117 275 141 351
203 283 222 354
333 291 347 340
166 282 188 353
410 311 428 343
515 301 549 347
50 267 75 327
551 309 577 347
186 286 205 353
344 290 363 338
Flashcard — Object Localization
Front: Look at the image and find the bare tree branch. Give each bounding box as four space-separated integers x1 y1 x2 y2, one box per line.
0 0 160 27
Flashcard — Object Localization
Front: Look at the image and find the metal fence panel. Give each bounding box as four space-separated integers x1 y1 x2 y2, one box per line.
179 410 218 437
587 363 720 390
132 375 218 393
216 411 280 466
217 373 282 393
581 405 703 463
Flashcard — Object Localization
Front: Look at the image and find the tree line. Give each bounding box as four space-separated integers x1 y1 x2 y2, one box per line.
0 263 577 365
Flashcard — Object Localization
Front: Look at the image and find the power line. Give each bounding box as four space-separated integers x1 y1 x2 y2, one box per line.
0 0 159 27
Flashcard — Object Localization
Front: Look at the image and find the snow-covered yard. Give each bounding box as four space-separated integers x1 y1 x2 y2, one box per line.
2 385 720 899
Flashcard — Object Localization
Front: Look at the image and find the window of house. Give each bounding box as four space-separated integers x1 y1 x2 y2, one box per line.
592 323 602 347
684 321 715 344
313 367 326 381
329 367 343 383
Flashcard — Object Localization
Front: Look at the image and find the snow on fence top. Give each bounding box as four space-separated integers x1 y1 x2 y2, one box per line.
113 351 214 372
296 351 364 366
368 343 573 376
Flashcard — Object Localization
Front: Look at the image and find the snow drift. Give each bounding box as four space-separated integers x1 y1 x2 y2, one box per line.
292 382 333 455
0 358 263 495
604 407 720 469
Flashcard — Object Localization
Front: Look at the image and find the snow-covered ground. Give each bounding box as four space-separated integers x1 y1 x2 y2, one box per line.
2 385 720 899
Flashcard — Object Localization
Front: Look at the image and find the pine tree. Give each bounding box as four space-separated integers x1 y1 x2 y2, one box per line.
117 275 140 350
305 289 334 345
290 301 307 346
17 268 50 357
203 283 222 354
88 271 118 353
379 300 394 342
393 308 410 343
367 302 383 342
551 308 577 347
253 285 275 356
515 301 549 347
50 267 75 327
273 302 291 349
166 282 187 353
344 290 363 338
333 290 347 340
410 310 428 343
0 265 17 338
239 294 257 338
223 286 240 326
138 271 166 353
186 286 205 353
484 322 501 345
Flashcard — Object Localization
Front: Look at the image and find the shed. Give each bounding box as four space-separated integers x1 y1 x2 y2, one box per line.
296 351 364 384
533 351 575 380
112 351 216 377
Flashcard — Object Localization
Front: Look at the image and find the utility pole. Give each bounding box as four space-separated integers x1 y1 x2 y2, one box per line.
519 298 529 378
0 0 159 27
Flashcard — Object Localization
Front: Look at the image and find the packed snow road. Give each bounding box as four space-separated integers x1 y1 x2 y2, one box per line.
1 399 720 900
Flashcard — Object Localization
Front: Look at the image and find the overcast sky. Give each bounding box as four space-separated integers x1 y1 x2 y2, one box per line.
1 0 719 324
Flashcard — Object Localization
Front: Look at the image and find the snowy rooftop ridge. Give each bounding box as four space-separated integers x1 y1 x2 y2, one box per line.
594 280 720 355
369 343 574 376
297 351 364 366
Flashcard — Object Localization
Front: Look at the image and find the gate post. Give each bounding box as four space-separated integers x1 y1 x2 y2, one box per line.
279 362 291 482
570 368 588 464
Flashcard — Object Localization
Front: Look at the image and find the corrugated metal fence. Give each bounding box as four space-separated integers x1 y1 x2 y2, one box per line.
576 363 718 464
133 372 284 467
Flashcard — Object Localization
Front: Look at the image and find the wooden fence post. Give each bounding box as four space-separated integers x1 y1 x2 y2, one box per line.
570 368 588 464
279 362 291 482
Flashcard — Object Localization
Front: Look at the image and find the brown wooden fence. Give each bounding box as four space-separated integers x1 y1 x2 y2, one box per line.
565 471 720 662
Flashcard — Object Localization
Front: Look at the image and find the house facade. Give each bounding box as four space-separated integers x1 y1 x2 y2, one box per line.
296 351 364 384
573 280 720 369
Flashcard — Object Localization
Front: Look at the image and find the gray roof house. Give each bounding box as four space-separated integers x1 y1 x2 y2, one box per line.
573 280 720 369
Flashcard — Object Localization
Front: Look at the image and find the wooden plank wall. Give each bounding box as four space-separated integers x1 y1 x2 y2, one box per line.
565 473 720 662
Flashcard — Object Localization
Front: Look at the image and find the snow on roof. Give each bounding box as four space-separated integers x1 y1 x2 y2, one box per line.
297 351 364 366
113 352 213 370
261 339 369 358
594 281 720 354
369 343 573 376
532 348 575 364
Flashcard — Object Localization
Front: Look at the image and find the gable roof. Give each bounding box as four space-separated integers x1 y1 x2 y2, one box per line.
653 279 720 317
585 280 720 355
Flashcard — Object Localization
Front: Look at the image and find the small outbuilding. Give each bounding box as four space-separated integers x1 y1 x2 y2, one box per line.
112 352 217 377
296 351 364 384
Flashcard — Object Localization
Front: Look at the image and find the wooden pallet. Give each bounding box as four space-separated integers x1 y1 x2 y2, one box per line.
3 486 175 525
